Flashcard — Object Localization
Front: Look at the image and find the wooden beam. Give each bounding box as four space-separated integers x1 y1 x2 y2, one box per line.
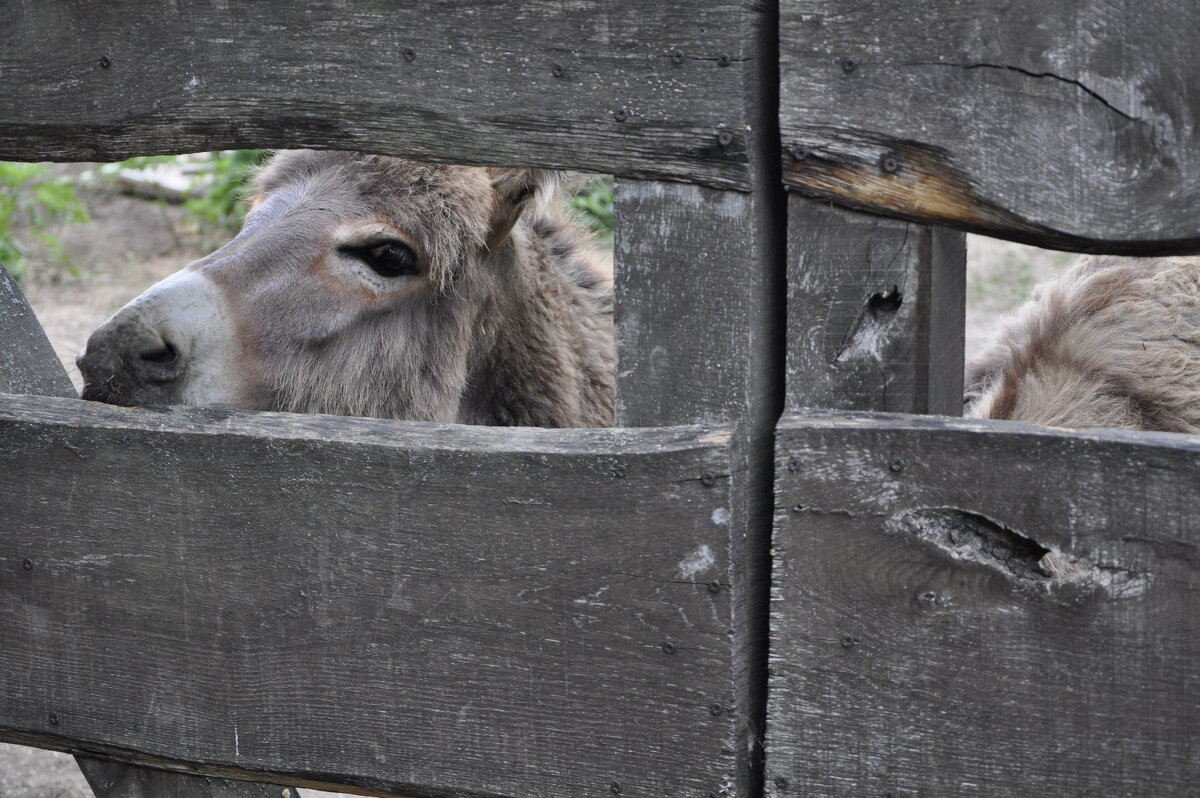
780 0 1200 253
0 394 736 798
785 196 965 416
0 0 757 189
768 410 1200 796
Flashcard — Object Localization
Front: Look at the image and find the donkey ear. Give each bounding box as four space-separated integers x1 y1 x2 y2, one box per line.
486 168 567 247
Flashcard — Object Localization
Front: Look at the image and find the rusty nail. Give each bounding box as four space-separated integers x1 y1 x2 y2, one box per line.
701 471 717 487
881 155 900 173
97 55 112 69
774 776 790 790
48 712 58 725
552 63 564 77
787 456 801 473
717 52 732 67
671 49 685 65
402 48 416 63
889 457 905 472
717 130 734 147
709 702 724 716
613 463 627 478
22 559 33 571
614 106 628 122
840 635 856 649
609 782 622 795
662 641 676 654
840 56 857 73
707 581 721 595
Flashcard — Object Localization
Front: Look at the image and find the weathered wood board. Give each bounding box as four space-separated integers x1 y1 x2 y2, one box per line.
786 196 965 415
0 266 75 399
613 173 784 796
0 0 757 188
780 1 1200 253
0 394 736 798
768 410 1200 796
0 263 297 798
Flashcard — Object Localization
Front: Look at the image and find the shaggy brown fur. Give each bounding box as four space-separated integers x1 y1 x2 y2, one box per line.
80 151 614 427
965 255 1200 433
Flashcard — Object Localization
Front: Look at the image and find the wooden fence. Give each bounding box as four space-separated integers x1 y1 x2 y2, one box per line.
1 1 1197 797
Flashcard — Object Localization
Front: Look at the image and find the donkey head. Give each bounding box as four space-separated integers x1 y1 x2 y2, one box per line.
77 151 608 424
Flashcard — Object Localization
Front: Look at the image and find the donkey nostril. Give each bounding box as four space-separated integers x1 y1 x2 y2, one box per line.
139 343 178 364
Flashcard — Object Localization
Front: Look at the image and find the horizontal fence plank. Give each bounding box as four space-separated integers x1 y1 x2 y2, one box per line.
0 395 737 798
0 1 754 189
768 410 1200 796
780 1 1200 253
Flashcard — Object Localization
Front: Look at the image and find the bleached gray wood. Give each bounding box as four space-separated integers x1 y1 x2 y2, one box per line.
612 164 783 798
0 394 736 798
0 265 75 398
768 409 1200 796
786 196 966 415
780 0 1200 253
0 0 756 189
0 264 291 798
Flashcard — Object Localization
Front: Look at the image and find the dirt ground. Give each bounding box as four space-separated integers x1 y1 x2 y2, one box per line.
4 180 1076 798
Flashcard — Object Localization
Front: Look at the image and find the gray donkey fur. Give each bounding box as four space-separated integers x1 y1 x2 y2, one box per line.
77 151 614 427
965 254 1200 433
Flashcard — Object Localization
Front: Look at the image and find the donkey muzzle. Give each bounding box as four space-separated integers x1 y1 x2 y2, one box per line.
78 317 189 405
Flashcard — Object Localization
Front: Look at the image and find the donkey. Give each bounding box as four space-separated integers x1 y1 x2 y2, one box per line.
965 254 1200 433
77 151 614 427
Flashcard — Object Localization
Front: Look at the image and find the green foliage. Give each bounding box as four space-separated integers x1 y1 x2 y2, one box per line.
572 176 614 241
182 150 267 230
0 162 89 284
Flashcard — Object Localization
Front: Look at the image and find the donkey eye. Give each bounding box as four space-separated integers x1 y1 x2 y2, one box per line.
351 241 419 278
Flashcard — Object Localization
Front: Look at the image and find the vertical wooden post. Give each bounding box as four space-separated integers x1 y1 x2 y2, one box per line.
612 4 785 784
785 195 966 416
0 264 302 798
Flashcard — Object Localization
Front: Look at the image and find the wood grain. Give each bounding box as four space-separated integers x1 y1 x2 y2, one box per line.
0 265 76 398
0 0 757 189
780 1 1200 253
0 394 736 798
786 196 965 415
768 410 1200 796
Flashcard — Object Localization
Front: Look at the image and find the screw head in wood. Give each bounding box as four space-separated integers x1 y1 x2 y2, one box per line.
661 641 676 654
614 107 628 122
97 55 112 69
48 712 58 725
717 130 734 147
709 702 724 716
840 56 857 73
881 154 900 173
717 52 732 67
552 63 564 77
787 456 801 473
889 457 905 472
774 776 790 790
22 559 33 571
840 635 856 649
671 49 685 65
700 471 717 487
789 144 810 161
708 581 721 594
613 462 627 478
609 781 622 794
402 48 417 63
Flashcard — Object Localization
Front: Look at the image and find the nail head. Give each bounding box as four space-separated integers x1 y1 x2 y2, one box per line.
709 702 724 716
552 63 564 77
787 456 801 473
48 712 59 725
614 107 628 122
881 155 900 173
840 56 857 73
840 635 856 649
717 52 732 67
22 559 33 571
717 130 734 147
402 48 417 63
98 56 112 69
708 581 721 594
609 781 622 794
661 641 676 654
671 49 685 65
889 457 905 472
